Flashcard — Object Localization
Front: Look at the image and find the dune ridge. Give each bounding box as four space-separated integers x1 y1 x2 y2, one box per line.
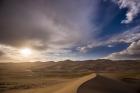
77 75 138 93
4 74 96 93
53 73 96 93
3 73 140 93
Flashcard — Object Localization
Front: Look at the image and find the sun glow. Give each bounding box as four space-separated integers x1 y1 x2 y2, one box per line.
20 48 32 57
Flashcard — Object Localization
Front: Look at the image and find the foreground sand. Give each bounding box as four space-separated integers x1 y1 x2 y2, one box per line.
4 73 140 93
4 74 96 93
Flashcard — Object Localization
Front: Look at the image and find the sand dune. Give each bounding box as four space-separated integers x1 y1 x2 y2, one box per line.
4 73 139 93
53 73 96 93
77 75 138 93
4 74 96 93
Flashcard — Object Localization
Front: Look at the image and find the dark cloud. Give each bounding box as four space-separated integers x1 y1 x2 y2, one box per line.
0 0 55 49
0 0 99 50
0 51 4 56
0 25 50 49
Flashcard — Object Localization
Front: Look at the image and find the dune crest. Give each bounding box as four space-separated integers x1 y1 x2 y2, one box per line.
77 75 137 93
54 73 96 93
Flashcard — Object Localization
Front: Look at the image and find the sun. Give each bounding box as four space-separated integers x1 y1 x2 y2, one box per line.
20 48 32 57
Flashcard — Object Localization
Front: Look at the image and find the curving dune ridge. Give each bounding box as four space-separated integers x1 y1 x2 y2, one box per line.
77 75 138 93
53 73 96 93
4 74 96 93
4 73 140 93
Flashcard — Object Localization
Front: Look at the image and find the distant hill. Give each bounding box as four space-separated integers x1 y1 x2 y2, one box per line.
0 60 140 74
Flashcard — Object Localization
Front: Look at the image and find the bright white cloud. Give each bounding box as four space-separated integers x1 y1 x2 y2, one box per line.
112 0 140 24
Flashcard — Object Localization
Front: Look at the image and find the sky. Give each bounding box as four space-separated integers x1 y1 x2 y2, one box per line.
0 0 140 62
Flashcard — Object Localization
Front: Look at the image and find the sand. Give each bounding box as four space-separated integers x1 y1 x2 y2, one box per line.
4 73 139 93
77 75 137 93
4 74 96 93
53 73 96 93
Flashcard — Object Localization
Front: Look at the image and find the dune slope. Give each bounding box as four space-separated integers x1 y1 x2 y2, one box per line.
77 75 137 93
4 74 96 93
53 73 96 93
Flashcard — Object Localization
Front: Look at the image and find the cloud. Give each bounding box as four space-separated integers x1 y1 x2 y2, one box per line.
0 0 99 51
0 0 101 61
106 40 140 60
77 25 140 53
107 45 114 47
112 0 140 24
0 0 139 61
0 51 4 56
0 45 16 62
0 44 43 62
77 46 88 53
109 26 140 43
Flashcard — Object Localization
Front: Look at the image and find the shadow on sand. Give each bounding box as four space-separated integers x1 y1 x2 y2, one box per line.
77 75 140 93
